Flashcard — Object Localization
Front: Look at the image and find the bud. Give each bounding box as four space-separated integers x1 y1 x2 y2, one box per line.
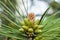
33 25 38 29
22 26 28 30
19 28 24 32
34 37 39 40
28 28 33 33
35 20 40 25
28 12 35 20
29 20 34 27
24 18 29 26
38 25 43 29
34 36 42 40
35 29 42 33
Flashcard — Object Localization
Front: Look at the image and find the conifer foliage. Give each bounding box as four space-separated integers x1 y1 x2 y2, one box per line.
0 0 60 40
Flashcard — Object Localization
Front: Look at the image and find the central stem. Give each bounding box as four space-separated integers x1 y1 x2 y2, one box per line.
29 37 33 40
28 34 34 40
